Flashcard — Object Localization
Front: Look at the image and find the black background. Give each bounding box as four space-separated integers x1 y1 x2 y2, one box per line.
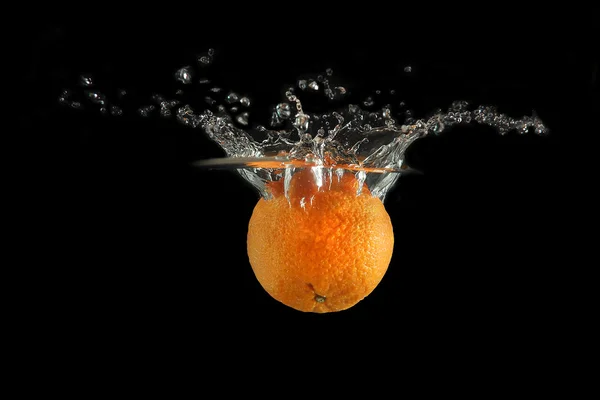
22 17 593 346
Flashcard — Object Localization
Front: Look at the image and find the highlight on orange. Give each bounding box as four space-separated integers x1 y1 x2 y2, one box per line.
247 168 394 313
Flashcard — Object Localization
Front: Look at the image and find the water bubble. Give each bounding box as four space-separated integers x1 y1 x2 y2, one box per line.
118 89 127 98
363 97 374 107
199 79 211 85
210 87 222 93
404 66 412 73
326 68 333 76
70 101 83 109
175 89 184 95
175 66 193 84
208 48 215 56
230 106 239 113
205 96 216 105
298 79 307 90
308 80 319 91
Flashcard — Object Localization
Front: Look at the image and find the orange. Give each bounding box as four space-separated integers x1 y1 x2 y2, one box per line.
247 168 394 313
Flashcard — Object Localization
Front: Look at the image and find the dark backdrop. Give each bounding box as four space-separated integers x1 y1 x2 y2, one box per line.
22 20 591 344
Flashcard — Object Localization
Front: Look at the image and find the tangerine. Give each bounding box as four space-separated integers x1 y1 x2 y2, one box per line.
247 169 394 313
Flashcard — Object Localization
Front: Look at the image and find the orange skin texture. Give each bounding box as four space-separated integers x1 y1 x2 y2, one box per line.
247 169 394 313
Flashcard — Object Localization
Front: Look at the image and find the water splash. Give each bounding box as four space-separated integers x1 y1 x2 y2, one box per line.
58 49 548 204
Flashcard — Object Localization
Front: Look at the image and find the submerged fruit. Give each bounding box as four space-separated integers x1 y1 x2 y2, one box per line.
247 169 394 313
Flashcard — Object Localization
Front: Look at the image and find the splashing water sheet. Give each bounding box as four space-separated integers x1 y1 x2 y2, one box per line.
48 33 566 318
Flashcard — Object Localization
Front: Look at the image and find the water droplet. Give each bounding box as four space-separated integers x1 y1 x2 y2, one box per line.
301 133 312 142
276 103 292 119
138 105 155 117
294 113 310 132
58 89 71 105
79 74 93 87
175 66 193 84
534 122 548 135
335 86 347 95
85 90 106 105
226 92 239 104
429 120 445 135
285 90 297 102
451 100 469 112
176 104 202 128
110 105 123 116
198 55 212 66
236 112 249 126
